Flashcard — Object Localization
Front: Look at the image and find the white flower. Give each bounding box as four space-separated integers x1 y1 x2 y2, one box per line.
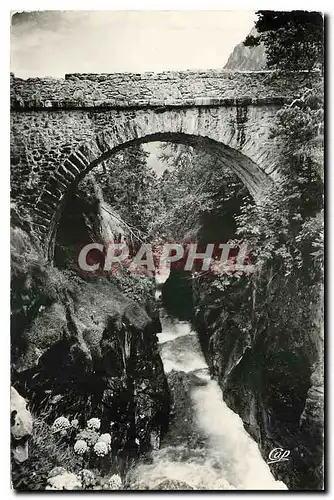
99 433 111 445
74 439 88 455
51 416 71 433
77 429 99 446
87 418 101 431
104 474 122 490
71 419 79 429
79 469 96 487
93 440 109 457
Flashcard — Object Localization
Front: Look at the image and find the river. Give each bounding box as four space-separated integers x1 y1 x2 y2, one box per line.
127 275 287 490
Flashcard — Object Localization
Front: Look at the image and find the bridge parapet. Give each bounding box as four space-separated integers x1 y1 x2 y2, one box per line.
11 70 320 110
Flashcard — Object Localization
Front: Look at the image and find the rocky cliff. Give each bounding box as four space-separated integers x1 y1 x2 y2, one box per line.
224 28 267 71
190 272 323 490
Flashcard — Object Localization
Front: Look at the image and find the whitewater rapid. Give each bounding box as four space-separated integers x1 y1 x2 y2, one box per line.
129 275 287 490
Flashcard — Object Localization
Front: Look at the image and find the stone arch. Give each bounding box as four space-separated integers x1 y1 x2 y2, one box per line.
32 112 274 259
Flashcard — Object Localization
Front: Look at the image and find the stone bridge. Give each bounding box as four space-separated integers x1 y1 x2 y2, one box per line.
10 70 319 257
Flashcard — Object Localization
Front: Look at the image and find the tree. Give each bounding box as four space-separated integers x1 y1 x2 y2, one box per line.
90 145 163 238
244 11 324 71
154 143 251 242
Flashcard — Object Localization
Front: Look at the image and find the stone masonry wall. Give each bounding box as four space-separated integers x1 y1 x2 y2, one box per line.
11 70 320 109
11 106 277 230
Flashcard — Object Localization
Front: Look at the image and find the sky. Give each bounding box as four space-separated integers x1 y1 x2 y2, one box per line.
11 10 256 78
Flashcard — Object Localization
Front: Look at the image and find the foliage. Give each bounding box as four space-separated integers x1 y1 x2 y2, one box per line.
109 267 156 306
154 143 251 242
11 416 82 490
244 11 324 71
235 85 323 279
90 144 163 237
12 412 124 491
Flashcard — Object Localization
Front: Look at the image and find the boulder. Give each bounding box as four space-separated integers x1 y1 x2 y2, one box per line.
10 386 33 463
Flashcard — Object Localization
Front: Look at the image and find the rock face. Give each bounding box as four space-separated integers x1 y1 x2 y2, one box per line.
13 275 170 455
11 185 170 462
154 479 195 490
224 28 267 71
11 386 33 463
161 269 193 321
191 278 324 490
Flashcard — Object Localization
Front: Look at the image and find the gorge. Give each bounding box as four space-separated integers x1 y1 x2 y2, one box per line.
10 36 323 491
11 139 323 489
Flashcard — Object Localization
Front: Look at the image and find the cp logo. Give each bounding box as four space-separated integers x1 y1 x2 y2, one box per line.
267 447 290 464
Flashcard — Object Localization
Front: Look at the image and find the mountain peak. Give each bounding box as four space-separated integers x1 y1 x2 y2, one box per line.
224 27 267 71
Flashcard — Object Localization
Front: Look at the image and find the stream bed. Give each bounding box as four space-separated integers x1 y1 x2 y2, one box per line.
127 277 287 490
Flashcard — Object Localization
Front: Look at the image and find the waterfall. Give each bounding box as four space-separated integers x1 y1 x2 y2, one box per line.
89 177 126 244
127 274 287 490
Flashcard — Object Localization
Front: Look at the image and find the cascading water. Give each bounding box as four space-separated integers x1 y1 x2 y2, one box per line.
127 274 287 491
